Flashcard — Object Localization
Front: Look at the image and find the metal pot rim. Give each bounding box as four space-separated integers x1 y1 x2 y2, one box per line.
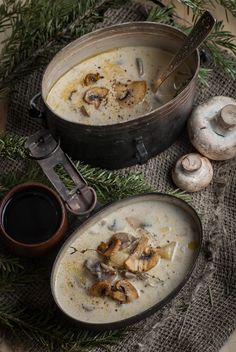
42 21 200 129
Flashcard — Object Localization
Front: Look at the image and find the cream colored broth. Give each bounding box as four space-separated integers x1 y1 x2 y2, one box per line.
54 199 199 324
46 46 191 125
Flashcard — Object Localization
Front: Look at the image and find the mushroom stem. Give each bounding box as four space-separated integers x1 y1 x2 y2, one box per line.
181 154 202 174
217 104 236 131
136 58 144 77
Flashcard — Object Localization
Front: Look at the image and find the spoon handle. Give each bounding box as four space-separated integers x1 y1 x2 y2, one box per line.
152 10 215 92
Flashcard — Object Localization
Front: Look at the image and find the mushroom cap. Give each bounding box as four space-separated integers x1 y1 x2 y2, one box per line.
106 235 133 268
112 232 136 249
124 234 160 273
114 81 147 106
110 279 139 303
83 87 109 109
172 153 213 192
89 280 112 297
97 237 121 257
188 96 236 160
96 232 135 258
83 73 102 86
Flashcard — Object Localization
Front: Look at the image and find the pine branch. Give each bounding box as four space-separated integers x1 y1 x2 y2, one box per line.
202 20 236 78
0 0 127 93
167 188 192 202
72 163 154 203
0 161 43 195
0 302 130 351
198 67 212 86
214 0 236 17
0 134 27 160
207 21 236 54
0 134 190 202
0 253 23 272
172 1 236 21
204 42 236 78
175 0 205 15
0 269 48 293
147 2 236 81
146 5 174 24
0 254 49 293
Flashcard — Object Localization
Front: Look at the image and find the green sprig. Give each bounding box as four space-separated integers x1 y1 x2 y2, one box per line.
0 302 130 351
0 0 127 96
0 134 27 160
176 0 236 18
147 5 174 24
0 269 48 293
0 253 24 272
147 1 236 82
198 67 212 86
208 286 214 307
0 134 190 202
213 0 236 17
167 188 192 203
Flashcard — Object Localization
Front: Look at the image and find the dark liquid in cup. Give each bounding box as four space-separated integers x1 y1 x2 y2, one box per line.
2 188 62 244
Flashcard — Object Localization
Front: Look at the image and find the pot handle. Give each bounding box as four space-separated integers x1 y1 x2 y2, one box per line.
29 92 45 119
25 129 97 216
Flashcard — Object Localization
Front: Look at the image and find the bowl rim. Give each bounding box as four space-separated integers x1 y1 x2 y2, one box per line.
51 192 203 330
42 21 200 129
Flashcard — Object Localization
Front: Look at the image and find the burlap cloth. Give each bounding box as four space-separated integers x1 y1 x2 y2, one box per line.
1 2 236 352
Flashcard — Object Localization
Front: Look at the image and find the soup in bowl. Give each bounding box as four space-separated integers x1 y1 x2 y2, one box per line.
51 194 202 329
46 46 192 125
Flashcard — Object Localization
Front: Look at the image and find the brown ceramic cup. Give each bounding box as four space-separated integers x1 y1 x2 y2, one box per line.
0 182 68 257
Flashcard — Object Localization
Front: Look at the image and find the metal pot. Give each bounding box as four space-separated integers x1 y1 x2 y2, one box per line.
32 22 200 169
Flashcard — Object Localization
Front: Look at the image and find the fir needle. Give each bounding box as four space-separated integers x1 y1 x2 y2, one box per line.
208 286 214 307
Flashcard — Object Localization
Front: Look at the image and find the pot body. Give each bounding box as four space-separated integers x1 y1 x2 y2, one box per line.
41 22 199 169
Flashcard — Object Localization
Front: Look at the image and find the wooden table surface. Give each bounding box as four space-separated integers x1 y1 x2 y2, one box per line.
0 1 235 351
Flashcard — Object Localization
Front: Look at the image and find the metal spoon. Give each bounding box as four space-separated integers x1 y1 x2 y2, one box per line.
152 10 216 93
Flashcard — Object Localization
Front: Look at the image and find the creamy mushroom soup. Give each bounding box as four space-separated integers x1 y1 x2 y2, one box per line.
53 198 200 324
46 46 192 125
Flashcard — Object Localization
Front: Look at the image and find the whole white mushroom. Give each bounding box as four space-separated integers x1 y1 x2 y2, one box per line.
188 96 236 160
172 153 213 192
